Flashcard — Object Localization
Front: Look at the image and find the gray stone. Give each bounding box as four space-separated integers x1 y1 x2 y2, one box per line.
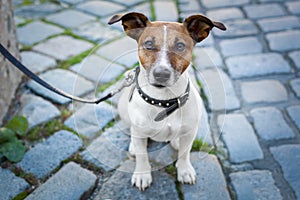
71 54 125 84
95 160 179 200
14 16 25 25
27 68 94 104
244 3 285 19
271 145 300 199
26 162 97 200
197 103 213 145
220 37 263 57
250 107 295 140
14 3 62 19
213 19 259 38
126 2 152 21
33 35 93 60
46 10 96 29
17 21 63 46
198 69 240 111
230 170 282 200
290 78 300 98
153 1 178 21
196 34 215 47
266 30 300 51
202 0 250 8
226 53 291 78
287 105 300 130
286 1 300 14
76 1 125 17
18 130 82 179
73 21 122 43
193 47 223 69
241 80 288 104
21 51 56 73
206 8 244 21
289 51 300 70
258 16 300 33
96 36 138 67
0 168 29 200
112 0 145 6
18 94 61 128
218 114 263 163
64 102 117 138
60 0 84 5
178 0 202 12
80 122 130 171
181 152 231 200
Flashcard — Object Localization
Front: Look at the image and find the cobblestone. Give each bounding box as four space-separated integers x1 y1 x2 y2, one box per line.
226 53 290 78
213 19 259 38
193 47 223 69
250 107 295 140
64 103 117 138
220 37 263 57
241 80 288 104
258 16 300 33
71 54 125 84
287 105 300 130
14 3 62 19
96 37 138 67
95 160 179 200
153 1 178 21
206 8 244 21
266 30 300 51
18 130 82 179
77 1 125 17
243 3 285 19
20 51 56 73
230 170 282 200
0 168 29 200
80 122 129 171
202 0 250 9
198 69 240 111
26 162 97 200
286 1 300 14
18 93 60 128
17 21 64 45
271 145 300 199
27 68 94 104
218 114 263 163
33 35 93 61
289 51 300 70
45 10 96 29
290 78 300 98
181 152 231 200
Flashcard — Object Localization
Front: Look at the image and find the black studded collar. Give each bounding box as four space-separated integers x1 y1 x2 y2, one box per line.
133 67 190 121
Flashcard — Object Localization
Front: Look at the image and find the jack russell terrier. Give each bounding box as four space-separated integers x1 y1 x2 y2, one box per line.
108 12 226 190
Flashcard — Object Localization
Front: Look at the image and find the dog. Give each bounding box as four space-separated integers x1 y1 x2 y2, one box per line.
108 12 226 190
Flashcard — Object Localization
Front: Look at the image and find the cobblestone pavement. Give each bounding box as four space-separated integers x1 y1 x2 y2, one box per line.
1 0 300 199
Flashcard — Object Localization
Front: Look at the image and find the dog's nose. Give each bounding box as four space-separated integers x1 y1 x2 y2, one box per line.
153 67 171 83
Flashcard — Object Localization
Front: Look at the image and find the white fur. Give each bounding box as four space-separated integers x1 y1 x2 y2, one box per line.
118 63 202 190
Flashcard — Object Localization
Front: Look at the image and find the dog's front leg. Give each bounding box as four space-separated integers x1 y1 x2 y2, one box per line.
176 128 197 184
130 129 152 190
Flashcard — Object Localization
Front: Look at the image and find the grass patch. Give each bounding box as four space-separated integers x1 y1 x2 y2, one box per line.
57 48 94 69
192 138 215 154
26 119 75 141
149 0 156 21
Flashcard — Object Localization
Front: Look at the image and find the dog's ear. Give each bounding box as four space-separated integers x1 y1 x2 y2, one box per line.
108 12 150 41
184 15 226 43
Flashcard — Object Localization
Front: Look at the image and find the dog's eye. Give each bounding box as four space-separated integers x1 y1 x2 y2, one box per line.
144 40 155 50
175 42 185 52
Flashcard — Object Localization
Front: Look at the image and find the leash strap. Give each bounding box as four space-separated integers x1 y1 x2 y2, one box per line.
0 43 134 104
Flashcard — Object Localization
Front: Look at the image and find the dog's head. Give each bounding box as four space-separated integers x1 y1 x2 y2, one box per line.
109 12 226 88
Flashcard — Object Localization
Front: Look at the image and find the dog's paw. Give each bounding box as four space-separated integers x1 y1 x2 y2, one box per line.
176 161 196 184
131 172 152 191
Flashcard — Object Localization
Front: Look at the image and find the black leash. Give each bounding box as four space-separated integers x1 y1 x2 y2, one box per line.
0 43 134 104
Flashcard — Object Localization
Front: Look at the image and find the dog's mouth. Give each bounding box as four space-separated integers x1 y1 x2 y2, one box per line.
151 83 166 88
